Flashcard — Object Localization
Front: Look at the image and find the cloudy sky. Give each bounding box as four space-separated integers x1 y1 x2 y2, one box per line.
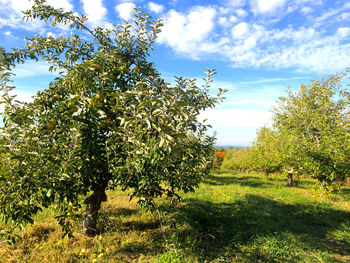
0 0 349 146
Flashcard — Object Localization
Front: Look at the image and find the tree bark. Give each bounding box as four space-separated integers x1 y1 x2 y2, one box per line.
264 171 269 180
287 172 293 187
83 183 108 236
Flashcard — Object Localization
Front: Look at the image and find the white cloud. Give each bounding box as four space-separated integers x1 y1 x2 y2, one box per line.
263 28 349 71
148 2 164 13
0 91 35 114
301 6 313 14
0 0 72 13
0 0 33 13
218 17 228 26
337 12 350 22
10 91 34 103
336 27 350 38
4 30 11 36
200 109 272 128
0 0 41 30
0 15 43 31
229 15 238 23
80 0 107 27
0 0 73 31
157 6 217 57
237 76 307 84
225 0 247 8
236 8 248 17
232 22 249 38
1 0 348 74
46 32 57 38
158 6 350 73
313 2 350 26
271 27 316 41
47 0 73 11
215 130 257 146
218 6 230 15
221 99 275 107
250 0 287 14
219 15 238 27
13 61 57 78
115 2 136 21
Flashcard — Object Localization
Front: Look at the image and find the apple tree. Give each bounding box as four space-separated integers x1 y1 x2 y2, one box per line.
251 127 282 179
272 75 350 188
221 147 254 173
0 0 224 236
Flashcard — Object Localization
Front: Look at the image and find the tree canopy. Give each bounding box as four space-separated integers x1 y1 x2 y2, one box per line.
272 74 350 185
251 127 282 178
0 0 224 236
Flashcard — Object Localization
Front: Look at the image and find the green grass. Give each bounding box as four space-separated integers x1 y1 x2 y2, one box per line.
1 171 350 262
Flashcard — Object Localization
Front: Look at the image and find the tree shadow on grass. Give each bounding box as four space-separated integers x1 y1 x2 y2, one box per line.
96 182 350 262
214 170 238 175
120 220 160 232
206 174 326 191
154 194 350 262
205 174 275 188
97 208 139 233
336 188 350 202
98 207 161 234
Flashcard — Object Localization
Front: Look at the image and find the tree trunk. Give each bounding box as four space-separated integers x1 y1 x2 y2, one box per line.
287 172 293 187
264 171 269 180
83 184 108 236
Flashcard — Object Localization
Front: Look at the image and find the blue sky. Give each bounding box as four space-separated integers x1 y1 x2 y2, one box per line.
0 0 350 146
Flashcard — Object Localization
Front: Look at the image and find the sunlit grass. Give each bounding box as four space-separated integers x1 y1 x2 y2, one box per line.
0 171 349 262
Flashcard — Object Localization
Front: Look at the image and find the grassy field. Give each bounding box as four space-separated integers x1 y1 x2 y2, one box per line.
1 171 350 262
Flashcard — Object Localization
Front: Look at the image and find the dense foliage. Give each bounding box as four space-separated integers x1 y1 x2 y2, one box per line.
221 147 253 173
273 74 350 185
220 74 349 189
251 127 282 178
0 0 224 236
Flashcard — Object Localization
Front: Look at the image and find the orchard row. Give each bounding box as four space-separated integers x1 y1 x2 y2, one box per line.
216 74 349 191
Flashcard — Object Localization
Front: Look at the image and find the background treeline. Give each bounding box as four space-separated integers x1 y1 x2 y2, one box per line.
216 73 350 192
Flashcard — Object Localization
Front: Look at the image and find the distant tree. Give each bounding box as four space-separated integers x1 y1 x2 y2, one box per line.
0 0 224 236
273 74 350 187
251 127 282 179
221 147 254 173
